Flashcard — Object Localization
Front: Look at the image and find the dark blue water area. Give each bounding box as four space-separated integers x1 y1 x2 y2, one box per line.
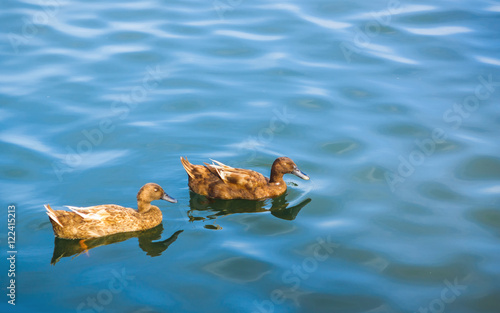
1 0 500 312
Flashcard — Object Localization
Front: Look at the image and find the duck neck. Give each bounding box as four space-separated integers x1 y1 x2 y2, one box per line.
137 200 152 213
269 168 284 184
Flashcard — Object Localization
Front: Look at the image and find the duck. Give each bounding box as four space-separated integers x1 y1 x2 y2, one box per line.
180 156 309 200
44 183 177 240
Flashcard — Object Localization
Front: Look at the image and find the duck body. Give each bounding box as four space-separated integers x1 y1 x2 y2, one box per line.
45 204 162 239
180 156 309 200
45 183 177 240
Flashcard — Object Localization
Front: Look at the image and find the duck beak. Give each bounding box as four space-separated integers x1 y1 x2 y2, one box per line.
292 167 310 180
162 193 178 203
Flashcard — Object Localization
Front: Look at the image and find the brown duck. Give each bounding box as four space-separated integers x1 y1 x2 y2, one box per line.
45 183 177 240
180 156 310 200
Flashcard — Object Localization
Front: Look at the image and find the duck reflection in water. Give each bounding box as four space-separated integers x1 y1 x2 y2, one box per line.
50 224 182 265
187 191 312 229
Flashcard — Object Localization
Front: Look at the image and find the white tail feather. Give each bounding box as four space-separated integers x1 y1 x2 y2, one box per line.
45 205 63 227
213 166 227 182
210 159 231 168
65 205 84 211
206 159 234 183
67 207 90 219
66 206 109 221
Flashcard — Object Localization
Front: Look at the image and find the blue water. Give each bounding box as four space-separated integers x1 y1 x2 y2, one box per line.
1 0 500 312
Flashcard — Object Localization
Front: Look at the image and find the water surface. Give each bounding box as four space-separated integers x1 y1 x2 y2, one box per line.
1 0 500 312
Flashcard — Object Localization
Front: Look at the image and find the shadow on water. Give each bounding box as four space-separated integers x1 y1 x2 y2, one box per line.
50 224 183 265
187 191 312 229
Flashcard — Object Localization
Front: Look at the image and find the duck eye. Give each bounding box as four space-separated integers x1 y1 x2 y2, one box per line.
154 188 158 192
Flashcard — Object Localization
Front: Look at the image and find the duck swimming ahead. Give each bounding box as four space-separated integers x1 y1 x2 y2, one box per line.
180 156 309 200
45 183 177 239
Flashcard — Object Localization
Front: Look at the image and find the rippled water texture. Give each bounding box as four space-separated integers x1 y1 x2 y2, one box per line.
1 0 500 312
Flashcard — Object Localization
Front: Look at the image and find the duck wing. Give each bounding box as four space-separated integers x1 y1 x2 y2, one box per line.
205 159 266 186
64 205 132 221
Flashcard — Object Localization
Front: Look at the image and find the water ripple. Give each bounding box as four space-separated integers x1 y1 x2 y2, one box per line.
476 56 500 67
257 3 351 30
404 26 473 36
214 29 283 41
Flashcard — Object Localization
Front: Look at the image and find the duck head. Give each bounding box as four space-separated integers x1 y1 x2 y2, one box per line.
137 183 177 204
270 157 310 182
